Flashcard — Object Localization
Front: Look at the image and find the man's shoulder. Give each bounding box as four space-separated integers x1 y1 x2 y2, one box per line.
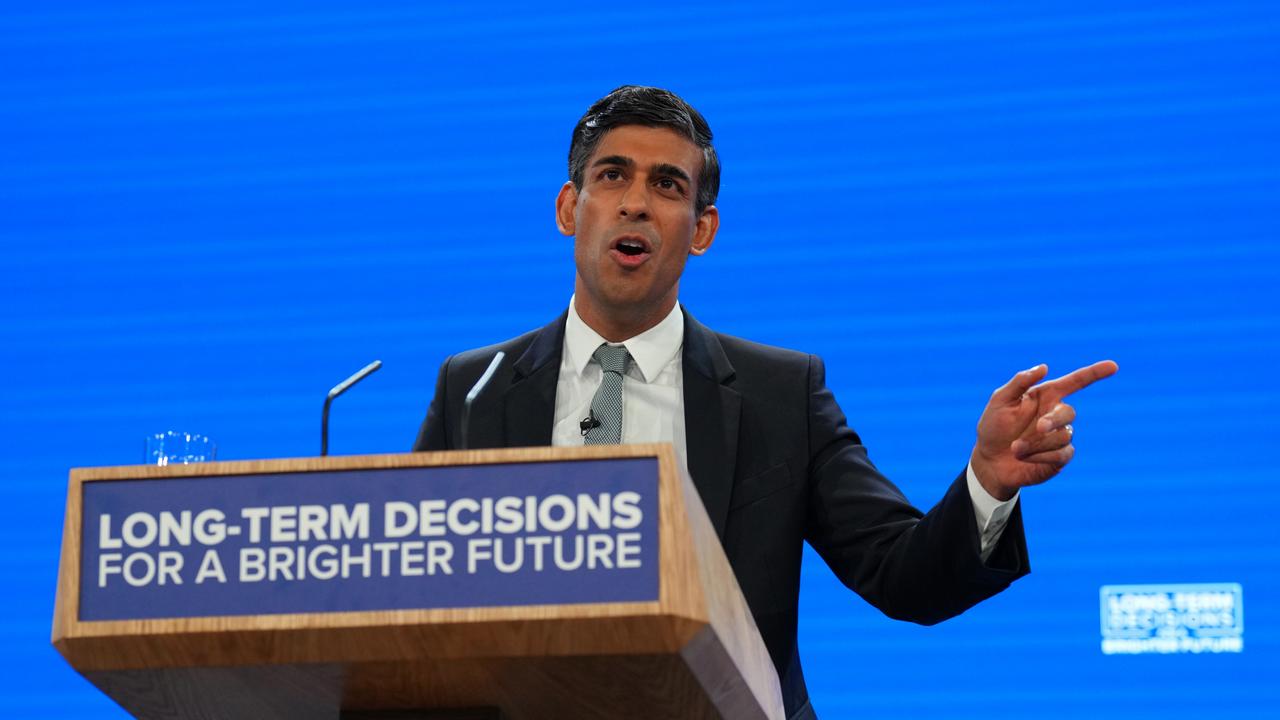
711 329 812 366
449 327 543 369
683 316 817 396
444 311 567 376
681 307 808 360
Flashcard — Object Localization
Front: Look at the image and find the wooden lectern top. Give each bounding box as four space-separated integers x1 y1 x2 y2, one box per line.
53 444 784 720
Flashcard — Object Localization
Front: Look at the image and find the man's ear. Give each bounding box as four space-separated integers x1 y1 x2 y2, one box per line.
690 205 719 256
555 182 578 236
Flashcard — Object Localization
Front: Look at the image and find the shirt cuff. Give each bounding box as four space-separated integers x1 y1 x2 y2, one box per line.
967 462 1019 559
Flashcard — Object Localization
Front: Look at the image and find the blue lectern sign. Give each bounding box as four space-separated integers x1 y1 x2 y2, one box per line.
79 458 660 621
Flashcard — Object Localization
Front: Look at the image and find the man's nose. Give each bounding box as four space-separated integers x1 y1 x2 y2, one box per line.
617 184 650 220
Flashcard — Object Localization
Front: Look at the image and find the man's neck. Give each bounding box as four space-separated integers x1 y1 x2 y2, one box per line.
575 296 677 343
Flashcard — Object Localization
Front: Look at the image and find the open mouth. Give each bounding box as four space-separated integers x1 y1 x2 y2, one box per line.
610 235 653 267
616 239 647 256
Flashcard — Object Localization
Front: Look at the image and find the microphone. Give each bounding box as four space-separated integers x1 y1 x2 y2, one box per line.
460 351 505 450
320 360 382 457
580 411 600 437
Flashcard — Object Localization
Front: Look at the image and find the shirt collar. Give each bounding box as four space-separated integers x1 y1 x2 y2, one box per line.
565 295 684 383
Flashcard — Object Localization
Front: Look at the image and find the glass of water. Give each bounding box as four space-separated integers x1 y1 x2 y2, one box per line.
145 431 217 465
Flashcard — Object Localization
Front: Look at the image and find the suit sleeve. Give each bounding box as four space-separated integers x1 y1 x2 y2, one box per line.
802 354 1028 625
412 355 454 452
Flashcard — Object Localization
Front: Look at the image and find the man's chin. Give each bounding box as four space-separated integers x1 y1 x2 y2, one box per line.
600 292 654 313
588 288 665 316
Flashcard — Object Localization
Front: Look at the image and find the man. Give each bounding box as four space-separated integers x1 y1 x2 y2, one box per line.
415 85 1117 720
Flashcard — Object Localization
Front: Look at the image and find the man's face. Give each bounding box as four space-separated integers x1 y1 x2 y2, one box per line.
556 125 718 332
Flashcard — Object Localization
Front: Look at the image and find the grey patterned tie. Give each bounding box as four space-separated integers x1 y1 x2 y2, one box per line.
584 343 631 445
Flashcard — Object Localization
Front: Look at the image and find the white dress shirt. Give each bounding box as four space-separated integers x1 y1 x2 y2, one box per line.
551 296 1017 557
552 296 689 468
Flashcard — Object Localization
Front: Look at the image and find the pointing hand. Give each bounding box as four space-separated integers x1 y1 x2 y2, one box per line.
970 361 1119 501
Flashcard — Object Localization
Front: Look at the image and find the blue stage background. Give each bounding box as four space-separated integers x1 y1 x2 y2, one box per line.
1 2 1276 716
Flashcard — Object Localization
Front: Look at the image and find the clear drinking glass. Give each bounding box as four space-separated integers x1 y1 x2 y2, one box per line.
145 431 217 465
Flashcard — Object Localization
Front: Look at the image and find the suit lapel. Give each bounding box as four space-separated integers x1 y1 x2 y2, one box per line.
502 312 566 448
682 309 740 540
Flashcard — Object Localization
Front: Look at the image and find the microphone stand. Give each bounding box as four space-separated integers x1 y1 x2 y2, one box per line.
321 360 382 456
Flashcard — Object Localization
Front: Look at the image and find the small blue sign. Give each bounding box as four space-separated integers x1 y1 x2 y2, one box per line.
79 458 660 621
1100 583 1244 655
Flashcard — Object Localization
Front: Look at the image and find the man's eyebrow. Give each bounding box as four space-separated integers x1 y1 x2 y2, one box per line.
651 163 691 184
591 155 634 168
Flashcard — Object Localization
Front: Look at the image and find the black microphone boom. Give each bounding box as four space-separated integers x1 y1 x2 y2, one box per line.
320 360 382 457
460 351 505 451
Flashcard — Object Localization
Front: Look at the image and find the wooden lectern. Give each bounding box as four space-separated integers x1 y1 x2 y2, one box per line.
52 445 784 719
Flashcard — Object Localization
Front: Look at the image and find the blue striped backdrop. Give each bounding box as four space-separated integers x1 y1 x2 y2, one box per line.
1 2 1276 716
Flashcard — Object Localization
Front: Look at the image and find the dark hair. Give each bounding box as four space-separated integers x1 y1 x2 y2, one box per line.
568 85 720 214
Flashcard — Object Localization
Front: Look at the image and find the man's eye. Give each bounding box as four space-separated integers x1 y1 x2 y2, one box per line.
657 178 681 192
601 169 623 181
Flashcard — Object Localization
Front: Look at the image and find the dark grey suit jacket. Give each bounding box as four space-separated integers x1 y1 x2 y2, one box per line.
414 308 1030 720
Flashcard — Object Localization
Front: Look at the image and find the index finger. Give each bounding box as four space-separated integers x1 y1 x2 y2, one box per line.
1039 360 1118 398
